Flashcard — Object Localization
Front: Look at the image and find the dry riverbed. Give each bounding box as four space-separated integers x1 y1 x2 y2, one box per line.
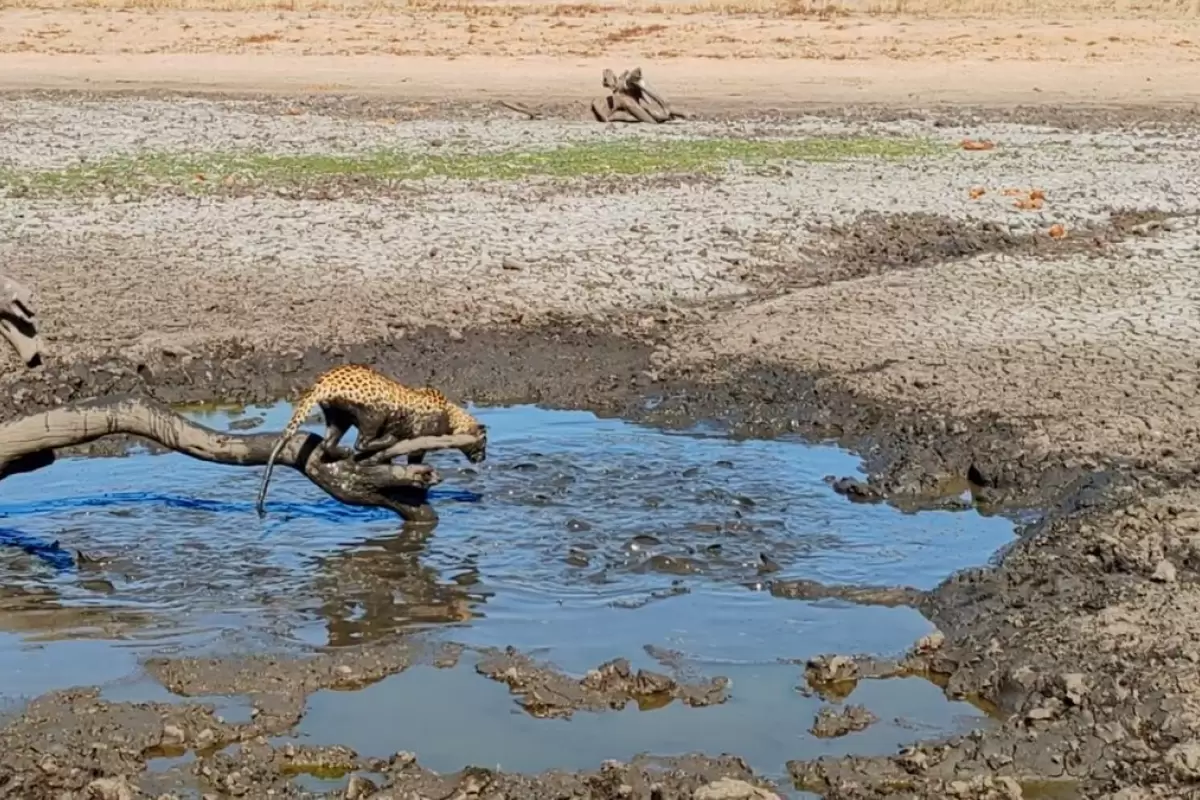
2 91 1200 799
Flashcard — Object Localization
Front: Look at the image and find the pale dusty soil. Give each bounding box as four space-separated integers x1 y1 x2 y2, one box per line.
1 10 1200 107
677 217 1200 480
2 9 1197 62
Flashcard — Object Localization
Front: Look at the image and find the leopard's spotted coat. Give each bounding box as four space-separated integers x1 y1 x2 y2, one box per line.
255 364 487 516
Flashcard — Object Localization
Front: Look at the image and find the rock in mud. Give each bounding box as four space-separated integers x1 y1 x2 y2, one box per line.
693 777 782 799
909 630 946 656
967 462 994 488
1165 741 1200 780
1151 558 1177 583
160 723 187 746
475 648 730 718
770 578 924 608
945 776 1024 799
825 475 884 502
804 654 860 691
344 774 378 798
86 777 137 800
809 703 879 738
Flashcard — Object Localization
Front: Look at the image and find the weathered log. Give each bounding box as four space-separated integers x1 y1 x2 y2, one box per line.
591 66 686 124
0 274 42 368
0 394 479 522
497 66 684 124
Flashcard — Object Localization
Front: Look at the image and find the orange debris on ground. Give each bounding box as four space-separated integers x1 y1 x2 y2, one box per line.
961 139 996 151
1009 188 1048 210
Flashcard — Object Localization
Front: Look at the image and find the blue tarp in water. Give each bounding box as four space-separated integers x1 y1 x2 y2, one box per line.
0 488 481 572
0 526 76 571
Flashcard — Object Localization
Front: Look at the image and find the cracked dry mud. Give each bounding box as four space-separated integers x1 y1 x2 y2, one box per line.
3 92 1200 800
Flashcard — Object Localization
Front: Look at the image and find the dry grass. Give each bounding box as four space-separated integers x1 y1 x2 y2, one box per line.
235 31 282 42
603 22 669 42
3 0 1198 18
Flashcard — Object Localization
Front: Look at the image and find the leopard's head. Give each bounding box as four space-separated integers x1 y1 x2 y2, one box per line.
460 421 488 464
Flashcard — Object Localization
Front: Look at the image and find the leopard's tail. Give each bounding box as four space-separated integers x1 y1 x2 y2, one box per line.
255 386 323 517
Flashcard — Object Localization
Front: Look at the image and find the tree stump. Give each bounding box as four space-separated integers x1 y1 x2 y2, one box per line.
591 67 686 124
496 66 686 123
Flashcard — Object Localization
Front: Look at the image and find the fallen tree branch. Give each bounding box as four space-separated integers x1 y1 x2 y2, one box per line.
498 100 542 120
374 431 480 465
591 67 686 124
0 274 43 368
0 394 474 522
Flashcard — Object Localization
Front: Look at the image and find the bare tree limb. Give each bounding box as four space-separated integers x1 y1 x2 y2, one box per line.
374 432 480 465
0 395 477 522
0 274 43 368
498 100 541 120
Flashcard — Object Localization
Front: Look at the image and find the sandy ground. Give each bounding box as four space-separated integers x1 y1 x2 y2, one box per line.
5 6 1200 799
2 11 1200 108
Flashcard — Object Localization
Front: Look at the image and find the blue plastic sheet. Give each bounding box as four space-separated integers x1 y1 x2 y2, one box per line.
0 526 76 571
0 488 481 572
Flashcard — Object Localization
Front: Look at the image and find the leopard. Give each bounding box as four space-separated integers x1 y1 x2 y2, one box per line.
254 363 488 517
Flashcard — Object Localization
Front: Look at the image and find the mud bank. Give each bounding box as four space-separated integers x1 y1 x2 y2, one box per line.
0 321 1133 510
0 320 1188 799
3 93 1200 799
1 643 760 800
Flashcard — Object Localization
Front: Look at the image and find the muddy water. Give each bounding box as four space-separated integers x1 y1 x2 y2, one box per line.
0 403 1013 788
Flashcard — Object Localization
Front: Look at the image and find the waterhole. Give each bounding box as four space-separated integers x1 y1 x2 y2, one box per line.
0 403 1014 789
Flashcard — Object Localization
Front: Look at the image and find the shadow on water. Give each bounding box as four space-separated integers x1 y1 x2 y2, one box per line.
0 402 1016 786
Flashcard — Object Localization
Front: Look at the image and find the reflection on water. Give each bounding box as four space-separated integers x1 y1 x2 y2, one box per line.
311 529 475 647
0 402 1014 784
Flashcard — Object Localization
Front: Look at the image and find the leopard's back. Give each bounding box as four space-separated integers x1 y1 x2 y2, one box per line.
393 385 455 437
309 364 402 410
312 365 453 433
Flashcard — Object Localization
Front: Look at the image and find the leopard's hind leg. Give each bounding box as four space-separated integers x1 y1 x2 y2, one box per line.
352 408 403 464
318 406 355 462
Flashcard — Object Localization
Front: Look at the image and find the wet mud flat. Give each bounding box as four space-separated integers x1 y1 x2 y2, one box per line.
0 93 1200 798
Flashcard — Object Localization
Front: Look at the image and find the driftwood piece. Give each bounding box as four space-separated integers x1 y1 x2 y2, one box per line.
0 274 43 368
0 395 479 522
591 67 686 124
496 66 685 124
498 100 542 120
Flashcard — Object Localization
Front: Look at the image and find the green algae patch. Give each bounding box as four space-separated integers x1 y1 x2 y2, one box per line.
0 136 944 198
